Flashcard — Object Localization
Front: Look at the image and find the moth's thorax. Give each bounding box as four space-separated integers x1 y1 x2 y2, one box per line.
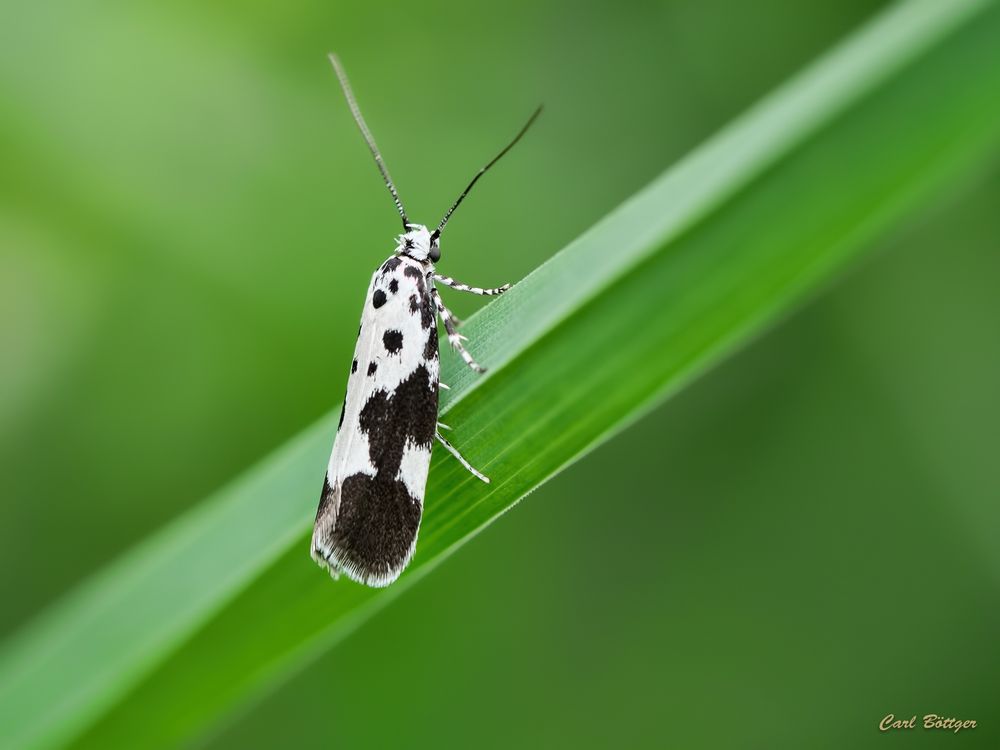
396 223 440 263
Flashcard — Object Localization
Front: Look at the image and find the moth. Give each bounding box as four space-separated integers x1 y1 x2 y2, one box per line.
311 54 541 587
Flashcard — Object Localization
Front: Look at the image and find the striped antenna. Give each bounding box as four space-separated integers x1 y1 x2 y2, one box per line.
432 106 542 240
328 53 409 229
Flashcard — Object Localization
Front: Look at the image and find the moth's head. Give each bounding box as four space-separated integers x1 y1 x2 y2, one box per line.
396 224 440 263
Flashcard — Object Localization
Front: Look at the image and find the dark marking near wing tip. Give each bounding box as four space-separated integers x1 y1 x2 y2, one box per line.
383 330 403 354
351 359 358 374
367 361 378 376
423 327 438 361
326 366 438 579
388 278 399 294
331 473 421 579
409 294 419 314
372 290 387 309
381 257 402 274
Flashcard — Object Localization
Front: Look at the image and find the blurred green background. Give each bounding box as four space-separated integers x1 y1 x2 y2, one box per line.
2 0 998 747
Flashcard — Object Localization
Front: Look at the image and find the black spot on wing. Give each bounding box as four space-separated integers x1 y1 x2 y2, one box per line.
423 326 438 361
351 359 358 374
381 256 402 274
367 362 378 376
388 278 399 294
337 392 347 431
372 290 387 309
409 294 419 314
383 330 403 354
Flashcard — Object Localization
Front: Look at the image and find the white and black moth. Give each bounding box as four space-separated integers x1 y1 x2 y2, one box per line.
311 54 540 587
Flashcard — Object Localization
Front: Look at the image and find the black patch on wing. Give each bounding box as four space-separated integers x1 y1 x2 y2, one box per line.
423 326 438 361
403 264 425 295
330 473 421 580
399 263 434 329
383 329 403 354
328 366 438 579
421 292 434 330
381 256 402 274
359 365 437 473
372 290 387 309
351 358 358 374
367 361 378 376
417 285 435 330
388 278 399 294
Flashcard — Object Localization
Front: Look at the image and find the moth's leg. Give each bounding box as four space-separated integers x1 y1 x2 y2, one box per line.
437 421 452 430
436 431 490 484
432 286 485 374
433 273 511 297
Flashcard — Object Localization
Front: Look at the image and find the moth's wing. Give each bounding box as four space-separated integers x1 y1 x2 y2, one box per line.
312 255 440 587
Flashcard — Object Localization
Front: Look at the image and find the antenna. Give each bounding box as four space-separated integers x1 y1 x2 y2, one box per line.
432 106 542 240
328 53 409 229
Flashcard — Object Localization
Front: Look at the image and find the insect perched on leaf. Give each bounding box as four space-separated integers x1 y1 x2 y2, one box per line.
311 53 541 587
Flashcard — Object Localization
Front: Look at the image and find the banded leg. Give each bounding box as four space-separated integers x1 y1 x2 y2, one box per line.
432 286 485 373
433 273 511 296
436 431 490 483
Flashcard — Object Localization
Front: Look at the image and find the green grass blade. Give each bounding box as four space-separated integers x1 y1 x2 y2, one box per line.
2 0 999 747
